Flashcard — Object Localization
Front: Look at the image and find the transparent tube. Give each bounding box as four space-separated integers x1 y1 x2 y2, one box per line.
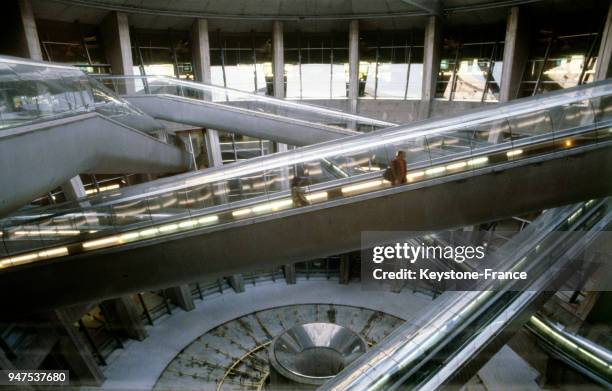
0 80 611 267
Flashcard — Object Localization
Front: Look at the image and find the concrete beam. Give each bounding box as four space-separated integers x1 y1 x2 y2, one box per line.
595 2 612 81
401 0 441 15
17 0 42 61
101 12 133 76
100 296 147 341
52 309 104 386
499 7 530 102
165 285 195 312
339 254 351 285
283 264 296 284
348 20 360 114
61 176 87 201
227 274 245 293
419 15 442 119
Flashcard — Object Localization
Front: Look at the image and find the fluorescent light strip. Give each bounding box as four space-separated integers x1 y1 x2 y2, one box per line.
341 180 384 194
306 191 328 202
467 157 489 166
10 253 39 264
38 247 69 258
82 236 121 249
232 208 252 217
139 228 159 237
407 171 424 181
425 166 446 175
158 224 178 233
198 215 219 225
506 149 523 157
178 220 198 228
14 230 80 237
446 161 467 170
252 199 293 213
120 232 140 241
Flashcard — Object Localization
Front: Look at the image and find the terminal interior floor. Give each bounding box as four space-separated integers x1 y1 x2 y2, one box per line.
82 279 593 391
1 0 612 389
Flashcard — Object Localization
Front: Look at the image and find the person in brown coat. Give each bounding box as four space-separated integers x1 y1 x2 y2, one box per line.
391 150 407 185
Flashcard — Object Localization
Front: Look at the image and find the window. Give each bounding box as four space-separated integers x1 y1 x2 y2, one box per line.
218 131 272 165
132 29 193 79
284 32 349 99
37 19 110 74
436 38 504 102
210 32 273 95
360 31 424 100
518 32 599 98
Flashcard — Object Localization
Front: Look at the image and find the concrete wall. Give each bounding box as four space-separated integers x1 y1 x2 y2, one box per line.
295 99 493 125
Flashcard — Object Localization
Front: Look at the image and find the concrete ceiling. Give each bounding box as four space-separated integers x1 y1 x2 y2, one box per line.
31 0 605 32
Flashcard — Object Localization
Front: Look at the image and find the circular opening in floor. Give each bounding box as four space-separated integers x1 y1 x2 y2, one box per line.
269 322 367 385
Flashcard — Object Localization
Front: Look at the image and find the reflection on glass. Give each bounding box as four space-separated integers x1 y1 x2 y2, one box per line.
436 40 504 102
131 29 194 80
219 131 271 165
519 32 599 98
96 74 392 131
284 33 349 100
360 32 424 100
0 56 159 132
210 33 273 95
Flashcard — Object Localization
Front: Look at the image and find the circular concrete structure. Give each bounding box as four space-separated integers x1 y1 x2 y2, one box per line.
269 322 367 386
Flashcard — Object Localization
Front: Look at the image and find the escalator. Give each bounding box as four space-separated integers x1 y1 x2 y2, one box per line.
0 80 611 314
320 198 612 390
0 56 191 215
96 75 394 145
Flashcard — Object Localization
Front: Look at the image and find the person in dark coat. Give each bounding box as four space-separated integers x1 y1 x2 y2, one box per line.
291 173 310 207
391 150 407 185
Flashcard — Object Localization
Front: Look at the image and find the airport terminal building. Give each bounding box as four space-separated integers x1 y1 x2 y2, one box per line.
0 0 611 389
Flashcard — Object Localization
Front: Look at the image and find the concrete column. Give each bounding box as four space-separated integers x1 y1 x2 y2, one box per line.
499 7 529 102
339 254 351 285
204 129 223 167
348 20 360 114
100 296 147 341
191 19 212 84
595 2 612 81
191 19 223 168
273 21 285 99
283 264 296 284
419 16 442 120
272 20 289 156
52 309 104 386
204 130 223 167
227 274 245 293
18 0 42 60
101 12 133 76
165 285 195 311
61 176 87 201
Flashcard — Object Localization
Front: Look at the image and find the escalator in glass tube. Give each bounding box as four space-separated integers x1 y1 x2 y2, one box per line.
95 74 395 145
0 80 611 314
0 56 192 216
320 198 612 390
